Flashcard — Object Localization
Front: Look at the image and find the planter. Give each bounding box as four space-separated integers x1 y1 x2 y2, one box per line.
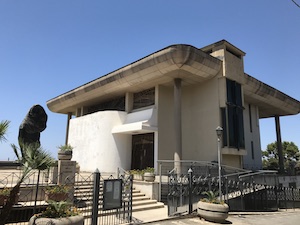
133 174 143 181
45 192 68 202
28 215 84 225
197 200 229 223
58 150 72 160
143 172 155 182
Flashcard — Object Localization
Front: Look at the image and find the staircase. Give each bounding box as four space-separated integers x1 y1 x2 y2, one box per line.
132 188 164 211
73 179 164 215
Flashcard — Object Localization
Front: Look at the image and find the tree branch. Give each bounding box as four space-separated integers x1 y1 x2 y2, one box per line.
292 0 300 8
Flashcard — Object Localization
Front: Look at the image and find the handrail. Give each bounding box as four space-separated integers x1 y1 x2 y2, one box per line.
117 167 130 178
224 170 252 178
239 170 277 179
157 159 250 173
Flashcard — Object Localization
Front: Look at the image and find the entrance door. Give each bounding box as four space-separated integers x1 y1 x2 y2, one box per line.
131 133 154 170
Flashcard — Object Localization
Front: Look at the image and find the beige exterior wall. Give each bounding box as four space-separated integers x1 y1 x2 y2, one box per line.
223 155 241 168
157 85 176 160
222 51 245 84
181 78 220 162
243 102 262 170
156 74 223 163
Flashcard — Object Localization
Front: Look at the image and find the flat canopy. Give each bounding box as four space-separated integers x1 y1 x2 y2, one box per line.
47 43 300 118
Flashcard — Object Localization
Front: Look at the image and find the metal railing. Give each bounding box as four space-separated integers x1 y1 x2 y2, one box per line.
160 161 300 216
0 168 133 225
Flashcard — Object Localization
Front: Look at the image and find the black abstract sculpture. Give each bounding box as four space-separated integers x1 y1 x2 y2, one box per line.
18 104 48 152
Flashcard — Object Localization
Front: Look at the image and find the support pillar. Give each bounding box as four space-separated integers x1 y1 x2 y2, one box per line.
275 116 284 174
174 78 182 174
65 112 72 145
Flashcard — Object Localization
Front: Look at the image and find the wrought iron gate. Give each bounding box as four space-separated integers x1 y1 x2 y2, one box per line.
88 169 133 225
167 168 219 216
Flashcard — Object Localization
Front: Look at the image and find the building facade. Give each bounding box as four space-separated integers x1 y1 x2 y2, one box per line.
47 40 300 173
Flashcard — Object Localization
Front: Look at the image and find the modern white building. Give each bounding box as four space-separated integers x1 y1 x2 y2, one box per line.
47 40 300 173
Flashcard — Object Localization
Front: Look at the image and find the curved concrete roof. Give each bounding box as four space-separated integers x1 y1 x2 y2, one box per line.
47 44 222 114
243 73 300 118
47 42 300 118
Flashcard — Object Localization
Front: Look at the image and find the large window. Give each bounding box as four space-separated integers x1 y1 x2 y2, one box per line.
222 79 245 149
133 88 155 110
87 96 125 114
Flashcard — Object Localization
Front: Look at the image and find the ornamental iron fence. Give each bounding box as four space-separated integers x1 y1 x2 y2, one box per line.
162 162 300 216
0 167 133 225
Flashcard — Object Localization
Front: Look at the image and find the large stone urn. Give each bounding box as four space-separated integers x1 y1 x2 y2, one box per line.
197 200 229 223
28 215 84 225
143 172 155 182
57 144 73 160
58 150 72 160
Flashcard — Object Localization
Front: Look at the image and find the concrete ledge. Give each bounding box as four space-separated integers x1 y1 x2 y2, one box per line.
133 180 159 201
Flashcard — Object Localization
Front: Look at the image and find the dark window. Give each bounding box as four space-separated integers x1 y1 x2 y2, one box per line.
249 104 253 133
251 141 254 159
133 88 155 110
221 108 227 147
223 79 245 149
87 96 125 114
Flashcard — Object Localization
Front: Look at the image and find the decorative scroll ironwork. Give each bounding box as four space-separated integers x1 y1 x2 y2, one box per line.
167 165 300 216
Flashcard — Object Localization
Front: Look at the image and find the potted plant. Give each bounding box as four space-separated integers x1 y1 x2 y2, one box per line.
129 169 144 181
28 201 84 225
57 144 73 160
45 185 69 202
197 190 229 223
143 167 155 182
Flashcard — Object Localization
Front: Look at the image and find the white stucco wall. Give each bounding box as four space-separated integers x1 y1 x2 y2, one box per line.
68 111 132 173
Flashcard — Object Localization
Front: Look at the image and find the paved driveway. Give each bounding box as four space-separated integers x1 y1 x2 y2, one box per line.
145 210 300 225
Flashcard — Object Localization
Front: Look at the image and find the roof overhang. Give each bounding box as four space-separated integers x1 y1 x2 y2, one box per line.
243 73 300 118
47 44 222 114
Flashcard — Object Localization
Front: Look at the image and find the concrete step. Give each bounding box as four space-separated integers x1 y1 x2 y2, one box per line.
132 196 150 201
132 192 146 197
132 199 158 206
74 181 164 214
132 202 165 212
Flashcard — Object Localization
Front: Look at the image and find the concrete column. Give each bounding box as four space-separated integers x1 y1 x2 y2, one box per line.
174 78 182 174
275 116 284 174
125 92 133 112
65 112 72 145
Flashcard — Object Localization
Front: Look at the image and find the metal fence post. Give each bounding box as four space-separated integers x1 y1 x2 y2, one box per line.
159 162 162 202
188 168 193 214
129 174 133 223
92 169 100 225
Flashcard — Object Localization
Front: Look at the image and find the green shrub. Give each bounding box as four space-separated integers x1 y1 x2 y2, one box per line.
39 201 79 218
46 185 69 194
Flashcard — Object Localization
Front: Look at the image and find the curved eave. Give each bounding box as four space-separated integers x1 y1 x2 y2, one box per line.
47 44 222 114
244 73 300 118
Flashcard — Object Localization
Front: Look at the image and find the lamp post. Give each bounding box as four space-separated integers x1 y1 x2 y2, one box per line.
216 126 223 201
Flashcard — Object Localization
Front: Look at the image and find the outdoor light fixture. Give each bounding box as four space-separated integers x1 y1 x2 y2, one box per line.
216 126 223 139
216 126 223 201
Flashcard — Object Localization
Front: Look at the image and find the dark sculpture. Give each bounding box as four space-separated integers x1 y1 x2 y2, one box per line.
18 104 48 151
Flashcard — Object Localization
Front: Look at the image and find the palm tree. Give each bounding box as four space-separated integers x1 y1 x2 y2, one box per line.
0 143 54 225
0 120 10 143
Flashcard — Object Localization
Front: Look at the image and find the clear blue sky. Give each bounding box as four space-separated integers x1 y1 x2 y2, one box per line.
0 0 299 161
